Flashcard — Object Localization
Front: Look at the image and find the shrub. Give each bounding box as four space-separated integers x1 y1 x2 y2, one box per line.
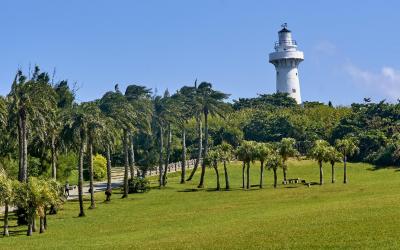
128 177 150 193
58 153 78 183
93 154 107 180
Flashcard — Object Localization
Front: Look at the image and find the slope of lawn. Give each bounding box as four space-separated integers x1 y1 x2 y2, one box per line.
1 160 399 249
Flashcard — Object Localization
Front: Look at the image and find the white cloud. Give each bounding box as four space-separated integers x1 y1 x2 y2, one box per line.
345 64 400 101
313 41 337 56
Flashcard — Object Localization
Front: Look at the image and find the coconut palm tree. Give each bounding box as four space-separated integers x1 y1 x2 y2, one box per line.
8 67 57 182
196 82 229 188
335 138 359 184
325 146 342 183
278 138 299 184
255 142 272 188
266 149 283 188
310 140 330 185
216 142 233 190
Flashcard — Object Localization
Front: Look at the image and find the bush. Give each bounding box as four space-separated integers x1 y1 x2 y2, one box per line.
58 153 78 183
128 177 150 193
93 154 107 180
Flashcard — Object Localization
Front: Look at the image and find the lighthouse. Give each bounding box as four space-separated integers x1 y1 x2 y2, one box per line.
269 23 304 104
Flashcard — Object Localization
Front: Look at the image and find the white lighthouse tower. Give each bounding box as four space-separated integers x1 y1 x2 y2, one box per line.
269 23 304 104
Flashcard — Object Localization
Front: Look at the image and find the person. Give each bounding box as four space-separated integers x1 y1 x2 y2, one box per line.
65 181 70 197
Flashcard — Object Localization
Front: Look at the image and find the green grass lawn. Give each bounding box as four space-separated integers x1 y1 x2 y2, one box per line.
1 160 399 249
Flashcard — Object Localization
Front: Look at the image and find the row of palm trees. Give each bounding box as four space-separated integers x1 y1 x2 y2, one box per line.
0 67 230 228
204 137 359 190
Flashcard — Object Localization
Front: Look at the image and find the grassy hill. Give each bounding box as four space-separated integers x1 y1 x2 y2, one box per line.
1 160 399 249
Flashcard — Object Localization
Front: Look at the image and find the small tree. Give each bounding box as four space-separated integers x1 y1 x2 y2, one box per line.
325 146 342 183
278 138 299 184
309 140 330 185
335 138 359 184
255 142 272 188
265 149 283 188
0 169 14 236
216 142 233 190
236 141 256 189
205 149 221 190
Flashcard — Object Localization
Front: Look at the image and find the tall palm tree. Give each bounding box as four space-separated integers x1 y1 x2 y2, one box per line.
310 140 330 185
99 88 137 198
255 142 272 188
196 82 229 188
125 85 152 179
278 138 299 184
335 138 359 184
8 67 57 182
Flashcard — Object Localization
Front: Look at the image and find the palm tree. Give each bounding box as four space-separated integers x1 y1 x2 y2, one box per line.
125 85 152 179
216 142 233 190
266 149 283 188
99 88 137 198
335 138 359 184
236 141 256 189
205 149 221 190
8 67 57 182
325 146 342 183
278 138 299 184
255 142 272 188
81 101 105 209
0 168 13 236
310 140 330 185
196 82 229 188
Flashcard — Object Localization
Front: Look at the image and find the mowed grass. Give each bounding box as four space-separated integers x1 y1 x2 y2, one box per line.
1 160 399 249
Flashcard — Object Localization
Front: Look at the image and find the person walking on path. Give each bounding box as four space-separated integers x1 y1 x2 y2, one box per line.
65 181 70 197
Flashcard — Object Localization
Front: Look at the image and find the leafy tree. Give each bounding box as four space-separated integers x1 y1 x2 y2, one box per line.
236 141 256 189
205 149 221 190
0 168 14 236
335 138 359 184
309 140 330 185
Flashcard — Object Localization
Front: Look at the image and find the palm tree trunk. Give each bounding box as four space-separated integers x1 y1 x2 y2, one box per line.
223 161 229 190
283 163 287 183
214 164 220 190
319 161 324 185
44 211 47 230
163 124 172 186
242 161 245 189
246 162 250 189
331 161 335 183
273 168 277 188
158 125 164 187
39 216 45 233
122 130 129 198
106 144 112 190
343 155 347 184
27 217 33 236
129 132 135 180
18 109 28 182
3 202 9 236
180 127 186 184
198 112 208 188
51 134 57 179
78 134 85 217
88 138 95 209
32 216 36 232
260 161 264 188
187 117 202 181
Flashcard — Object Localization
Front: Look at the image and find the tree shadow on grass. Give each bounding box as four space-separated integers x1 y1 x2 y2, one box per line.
177 188 200 193
368 165 399 171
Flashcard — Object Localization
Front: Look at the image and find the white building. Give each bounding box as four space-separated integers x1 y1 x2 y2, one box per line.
269 23 304 104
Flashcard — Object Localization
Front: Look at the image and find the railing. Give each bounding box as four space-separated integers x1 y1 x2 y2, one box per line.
275 40 297 49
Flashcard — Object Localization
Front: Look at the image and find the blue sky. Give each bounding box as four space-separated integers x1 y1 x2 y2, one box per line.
1 0 400 104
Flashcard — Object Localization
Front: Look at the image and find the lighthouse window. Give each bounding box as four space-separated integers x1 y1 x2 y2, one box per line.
296 73 298 76
292 88 296 93
277 71 279 75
